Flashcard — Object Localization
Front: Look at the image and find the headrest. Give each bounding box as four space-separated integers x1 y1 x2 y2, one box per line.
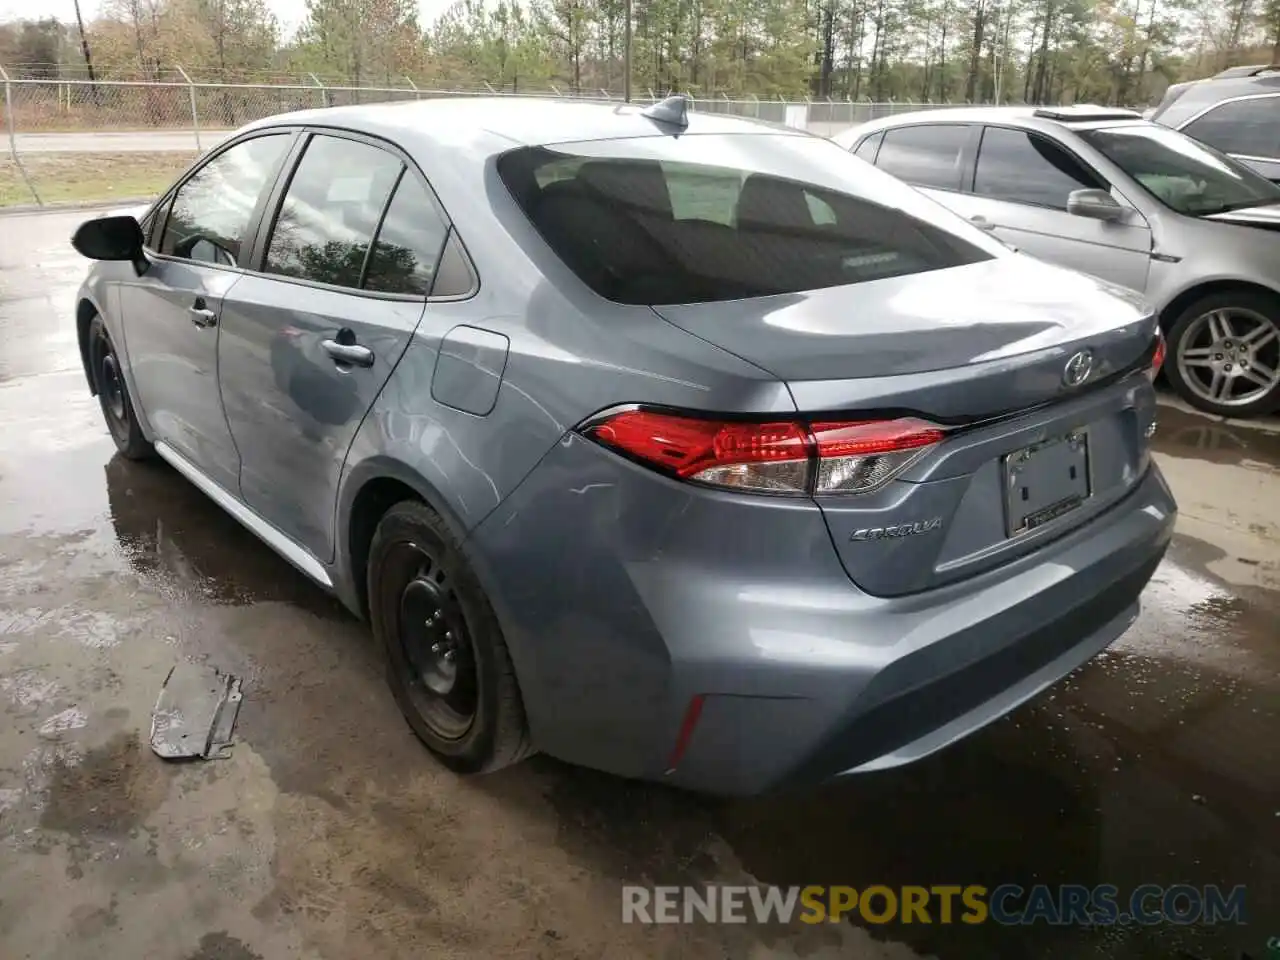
736 175 815 230
577 160 673 218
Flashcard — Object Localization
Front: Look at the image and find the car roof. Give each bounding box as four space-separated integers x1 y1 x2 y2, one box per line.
240 96 804 159
1150 70 1280 127
1210 63 1280 79
847 106 1150 139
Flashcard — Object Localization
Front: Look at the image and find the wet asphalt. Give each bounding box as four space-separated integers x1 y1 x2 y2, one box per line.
0 210 1277 960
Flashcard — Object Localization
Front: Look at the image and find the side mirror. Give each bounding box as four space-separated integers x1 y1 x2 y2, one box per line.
71 215 148 275
1067 188 1124 222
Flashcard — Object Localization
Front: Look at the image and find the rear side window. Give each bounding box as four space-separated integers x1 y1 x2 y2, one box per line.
853 132 883 162
364 175 450 296
974 127 1106 209
1183 96 1280 159
875 124 969 190
264 135 402 289
497 143 991 305
159 133 290 265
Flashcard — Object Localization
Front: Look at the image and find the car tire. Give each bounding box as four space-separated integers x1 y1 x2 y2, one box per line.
367 500 533 773
1163 290 1280 418
87 315 153 460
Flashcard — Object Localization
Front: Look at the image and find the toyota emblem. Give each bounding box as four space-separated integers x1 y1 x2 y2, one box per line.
1063 350 1095 388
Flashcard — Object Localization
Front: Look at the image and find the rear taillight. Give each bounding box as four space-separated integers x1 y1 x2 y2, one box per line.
1148 332 1166 382
581 408 944 496
810 419 946 493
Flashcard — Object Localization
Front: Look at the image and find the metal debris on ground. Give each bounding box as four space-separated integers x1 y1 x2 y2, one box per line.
149 662 243 760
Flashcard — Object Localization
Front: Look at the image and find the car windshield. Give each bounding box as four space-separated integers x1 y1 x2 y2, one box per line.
497 134 1000 306
1080 123 1280 216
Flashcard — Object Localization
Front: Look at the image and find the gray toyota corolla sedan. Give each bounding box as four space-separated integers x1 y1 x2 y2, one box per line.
70 96 1175 796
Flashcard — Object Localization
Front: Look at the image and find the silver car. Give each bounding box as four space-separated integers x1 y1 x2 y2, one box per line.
70 97 1174 795
836 105 1280 417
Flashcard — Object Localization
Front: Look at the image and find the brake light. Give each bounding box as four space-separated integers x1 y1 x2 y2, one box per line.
582 408 944 495
1148 332 1166 382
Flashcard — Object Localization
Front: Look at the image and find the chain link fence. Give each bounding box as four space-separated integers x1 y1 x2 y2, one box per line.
0 70 1017 207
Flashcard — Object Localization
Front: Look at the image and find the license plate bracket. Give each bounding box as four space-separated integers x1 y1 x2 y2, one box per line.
1003 431 1092 537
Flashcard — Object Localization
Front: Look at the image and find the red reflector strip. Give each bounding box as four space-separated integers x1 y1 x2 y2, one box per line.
1149 333 1166 380
666 694 706 773
810 418 946 457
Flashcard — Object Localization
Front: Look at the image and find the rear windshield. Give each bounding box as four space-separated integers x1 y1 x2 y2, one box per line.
497 134 996 305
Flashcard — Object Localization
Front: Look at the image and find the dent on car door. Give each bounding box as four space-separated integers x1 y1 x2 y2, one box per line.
217 133 451 563
116 132 293 492
966 126 1152 293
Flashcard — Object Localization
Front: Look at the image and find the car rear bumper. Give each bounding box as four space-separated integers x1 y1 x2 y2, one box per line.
468 434 1176 797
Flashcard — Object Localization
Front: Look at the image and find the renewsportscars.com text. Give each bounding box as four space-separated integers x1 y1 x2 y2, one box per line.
621 884 1248 926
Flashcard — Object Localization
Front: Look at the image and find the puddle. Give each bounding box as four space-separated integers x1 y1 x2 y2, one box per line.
39 732 173 836
1151 404 1280 469
104 455 347 619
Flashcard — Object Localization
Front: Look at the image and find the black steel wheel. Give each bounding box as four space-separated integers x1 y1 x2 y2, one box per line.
87 315 152 459
368 500 532 772
393 543 479 740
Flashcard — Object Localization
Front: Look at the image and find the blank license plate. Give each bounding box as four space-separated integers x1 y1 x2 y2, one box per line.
1003 432 1091 537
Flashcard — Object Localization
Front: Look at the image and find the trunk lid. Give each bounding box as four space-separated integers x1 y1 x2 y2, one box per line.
652 256 1160 596
651 256 1153 416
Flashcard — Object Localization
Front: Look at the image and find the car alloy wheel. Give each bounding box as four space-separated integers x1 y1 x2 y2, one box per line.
1176 307 1280 409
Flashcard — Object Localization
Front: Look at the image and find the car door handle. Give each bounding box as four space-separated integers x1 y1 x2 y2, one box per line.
321 339 375 368
188 302 218 328
969 215 997 231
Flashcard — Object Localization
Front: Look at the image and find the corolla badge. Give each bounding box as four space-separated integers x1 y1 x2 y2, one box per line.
1062 350 1095 388
850 517 943 542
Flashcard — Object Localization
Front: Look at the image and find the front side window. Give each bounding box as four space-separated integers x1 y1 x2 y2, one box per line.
159 133 290 266
497 135 996 306
974 127 1106 209
141 201 166 248
264 135 403 289
1183 96 1280 159
875 124 970 190
1080 123 1280 216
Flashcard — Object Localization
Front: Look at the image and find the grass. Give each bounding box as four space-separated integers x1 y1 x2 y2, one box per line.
0 152 196 208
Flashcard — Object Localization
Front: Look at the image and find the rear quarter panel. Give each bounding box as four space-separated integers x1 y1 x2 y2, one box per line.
337 291 796 548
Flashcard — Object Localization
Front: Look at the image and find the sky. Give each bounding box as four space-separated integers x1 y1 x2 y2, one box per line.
0 0 456 37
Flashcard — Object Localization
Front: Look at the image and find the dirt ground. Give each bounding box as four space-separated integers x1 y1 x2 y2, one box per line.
0 152 194 207
1 210 1277 960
